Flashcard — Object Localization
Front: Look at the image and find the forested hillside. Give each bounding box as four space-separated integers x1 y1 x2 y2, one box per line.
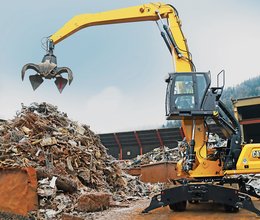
221 75 260 110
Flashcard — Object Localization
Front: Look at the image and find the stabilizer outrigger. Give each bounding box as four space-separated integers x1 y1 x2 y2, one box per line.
143 178 260 216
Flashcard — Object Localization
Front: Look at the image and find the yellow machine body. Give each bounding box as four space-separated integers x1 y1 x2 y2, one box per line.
225 144 260 175
23 1 260 180
48 2 228 178
22 2 260 216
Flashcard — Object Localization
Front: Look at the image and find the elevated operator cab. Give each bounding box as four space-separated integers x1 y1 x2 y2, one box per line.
165 72 223 120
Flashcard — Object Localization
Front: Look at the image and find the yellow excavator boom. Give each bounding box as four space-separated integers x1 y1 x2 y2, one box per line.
50 2 192 72
21 2 194 93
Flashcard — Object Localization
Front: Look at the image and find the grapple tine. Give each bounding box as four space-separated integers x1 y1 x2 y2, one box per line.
21 63 40 81
67 68 73 85
56 67 73 85
55 76 68 93
29 74 44 91
22 41 73 92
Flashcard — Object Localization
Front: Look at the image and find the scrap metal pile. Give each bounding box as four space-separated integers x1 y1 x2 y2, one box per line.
0 103 148 219
123 146 180 168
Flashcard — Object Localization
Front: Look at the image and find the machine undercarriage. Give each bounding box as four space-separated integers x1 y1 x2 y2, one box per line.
142 71 260 216
143 178 260 215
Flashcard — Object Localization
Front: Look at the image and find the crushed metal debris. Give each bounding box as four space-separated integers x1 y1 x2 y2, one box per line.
0 103 150 219
122 146 180 169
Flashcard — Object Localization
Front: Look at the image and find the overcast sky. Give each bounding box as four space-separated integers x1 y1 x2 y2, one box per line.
0 0 260 133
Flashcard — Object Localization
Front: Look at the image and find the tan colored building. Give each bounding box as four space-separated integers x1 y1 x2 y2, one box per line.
232 96 260 143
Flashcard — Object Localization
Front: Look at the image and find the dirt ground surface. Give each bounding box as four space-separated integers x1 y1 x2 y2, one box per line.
95 198 260 220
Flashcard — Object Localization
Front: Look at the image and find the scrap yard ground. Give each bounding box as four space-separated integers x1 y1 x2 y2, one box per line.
96 198 260 220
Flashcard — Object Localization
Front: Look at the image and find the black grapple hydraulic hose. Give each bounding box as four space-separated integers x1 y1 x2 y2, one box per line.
188 120 196 170
162 24 182 58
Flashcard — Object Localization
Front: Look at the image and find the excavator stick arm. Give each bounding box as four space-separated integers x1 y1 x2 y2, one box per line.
22 2 193 92
49 2 192 72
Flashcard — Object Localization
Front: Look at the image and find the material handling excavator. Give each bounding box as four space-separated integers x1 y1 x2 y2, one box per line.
22 2 260 216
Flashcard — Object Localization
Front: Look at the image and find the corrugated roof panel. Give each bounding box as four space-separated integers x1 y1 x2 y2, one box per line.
99 127 182 159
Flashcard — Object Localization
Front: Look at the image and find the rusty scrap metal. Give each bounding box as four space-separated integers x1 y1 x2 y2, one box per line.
123 146 180 169
0 102 150 219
